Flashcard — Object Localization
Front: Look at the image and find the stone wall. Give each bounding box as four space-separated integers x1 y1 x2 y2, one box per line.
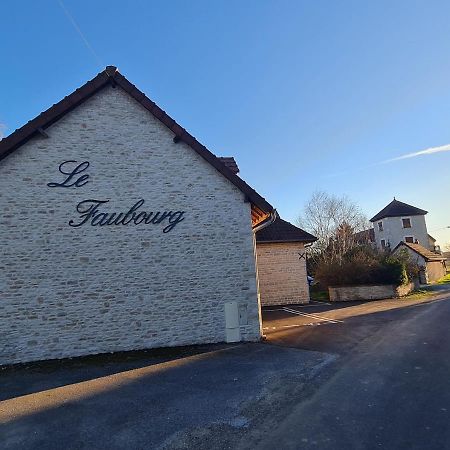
329 283 414 302
395 282 415 297
0 85 262 365
256 242 309 306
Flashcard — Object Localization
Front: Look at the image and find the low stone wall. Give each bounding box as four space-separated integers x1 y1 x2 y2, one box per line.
395 282 416 297
329 282 414 302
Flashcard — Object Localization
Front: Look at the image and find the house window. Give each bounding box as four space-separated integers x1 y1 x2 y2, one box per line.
378 221 383 231
405 236 414 243
380 239 386 248
402 218 411 228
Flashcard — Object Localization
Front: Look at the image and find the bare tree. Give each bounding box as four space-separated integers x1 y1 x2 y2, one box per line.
297 191 370 264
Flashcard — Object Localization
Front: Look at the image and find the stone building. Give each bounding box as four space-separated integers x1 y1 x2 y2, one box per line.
392 242 446 284
370 199 430 250
256 218 317 306
0 66 277 365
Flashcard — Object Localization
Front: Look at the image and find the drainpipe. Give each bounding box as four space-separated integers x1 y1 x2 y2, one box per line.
252 209 278 233
224 210 277 344
252 209 278 341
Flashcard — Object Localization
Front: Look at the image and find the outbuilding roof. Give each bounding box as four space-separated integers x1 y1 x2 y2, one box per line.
370 199 428 222
0 66 273 226
393 242 446 262
256 218 317 244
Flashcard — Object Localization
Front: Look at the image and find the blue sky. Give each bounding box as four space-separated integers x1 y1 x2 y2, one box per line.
1 0 449 245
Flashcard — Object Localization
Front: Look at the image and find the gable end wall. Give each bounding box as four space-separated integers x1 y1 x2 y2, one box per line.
0 85 261 365
256 242 309 306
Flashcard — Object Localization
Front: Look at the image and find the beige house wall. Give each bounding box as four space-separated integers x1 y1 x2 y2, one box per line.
256 242 310 306
0 85 261 365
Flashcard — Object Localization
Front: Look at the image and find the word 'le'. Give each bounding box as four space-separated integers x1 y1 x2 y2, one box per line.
47 160 90 188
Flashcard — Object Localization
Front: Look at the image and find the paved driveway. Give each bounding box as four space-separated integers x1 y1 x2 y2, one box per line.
0 343 331 450
3 291 450 450
262 292 450 355
257 292 450 450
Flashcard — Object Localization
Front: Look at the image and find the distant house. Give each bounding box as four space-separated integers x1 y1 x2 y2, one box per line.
354 228 375 245
392 242 446 284
256 218 317 306
370 199 431 251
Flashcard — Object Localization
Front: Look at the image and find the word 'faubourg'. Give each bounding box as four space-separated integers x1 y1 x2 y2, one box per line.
48 160 185 233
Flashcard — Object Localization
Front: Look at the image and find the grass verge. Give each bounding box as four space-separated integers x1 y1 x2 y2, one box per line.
436 272 450 285
402 289 436 301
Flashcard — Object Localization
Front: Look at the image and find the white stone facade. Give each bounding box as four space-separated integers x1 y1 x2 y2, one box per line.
373 215 429 250
256 242 310 306
0 86 262 365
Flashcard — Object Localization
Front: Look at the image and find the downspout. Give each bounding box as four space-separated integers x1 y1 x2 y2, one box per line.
252 208 278 341
252 209 278 233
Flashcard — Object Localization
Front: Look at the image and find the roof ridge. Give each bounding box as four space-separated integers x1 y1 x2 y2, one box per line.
0 66 273 223
370 198 428 222
394 241 445 261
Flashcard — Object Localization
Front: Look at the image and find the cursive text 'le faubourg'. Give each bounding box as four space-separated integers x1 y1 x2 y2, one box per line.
47 160 185 233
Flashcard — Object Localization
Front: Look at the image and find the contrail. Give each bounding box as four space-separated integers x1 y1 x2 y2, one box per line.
382 143 450 163
57 0 103 68
322 142 450 179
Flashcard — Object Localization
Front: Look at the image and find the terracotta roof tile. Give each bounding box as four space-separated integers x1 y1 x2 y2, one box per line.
394 242 446 261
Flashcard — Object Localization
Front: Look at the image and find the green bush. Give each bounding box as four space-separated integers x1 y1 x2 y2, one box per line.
384 256 408 285
314 246 416 288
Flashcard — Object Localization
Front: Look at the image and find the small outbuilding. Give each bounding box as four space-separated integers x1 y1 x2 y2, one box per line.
393 242 447 284
256 218 317 306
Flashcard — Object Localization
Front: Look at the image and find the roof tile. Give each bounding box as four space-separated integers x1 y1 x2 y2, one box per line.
394 242 446 262
256 218 317 243
370 199 427 222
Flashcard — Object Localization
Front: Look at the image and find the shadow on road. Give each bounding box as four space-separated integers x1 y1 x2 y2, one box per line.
0 344 331 450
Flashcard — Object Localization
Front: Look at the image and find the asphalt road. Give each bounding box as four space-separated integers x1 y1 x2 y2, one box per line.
0 342 331 450
1 292 450 450
254 292 450 450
